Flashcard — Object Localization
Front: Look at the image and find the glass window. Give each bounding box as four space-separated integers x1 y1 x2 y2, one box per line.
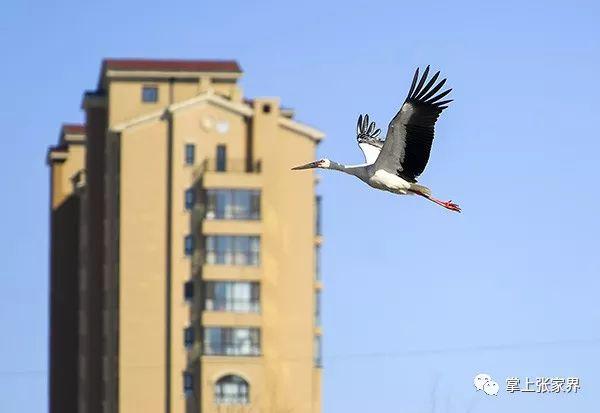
215 375 249 405
185 188 195 210
315 195 322 235
185 235 194 256
184 280 194 301
142 85 158 103
205 189 260 220
184 326 194 347
204 327 260 356
315 290 321 327
183 372 194 395
216 145 227 172
315 245 321 281
314 336 322 367
205 281 260 313
205 236 259 266
185 144 195 165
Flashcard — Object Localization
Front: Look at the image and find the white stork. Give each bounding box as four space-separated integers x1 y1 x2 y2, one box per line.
292 66 461 213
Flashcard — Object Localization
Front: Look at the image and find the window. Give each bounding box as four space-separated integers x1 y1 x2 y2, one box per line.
184 326 194 347
315 195 322 236
215 375 249 405
183 372 194 395
185 144 195 165
216 145 227 172
315 245 321 281
184 280 194 301
205 189 260 220
262 104 271 114
315 290 321 327
185 188 195 210
315 336 322 367
185 235 194 256
205 281 260 313
142 85 158 103
204 327 260 356
205 236 260 266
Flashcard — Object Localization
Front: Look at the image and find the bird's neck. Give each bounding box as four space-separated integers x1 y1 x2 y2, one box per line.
327 161 368 178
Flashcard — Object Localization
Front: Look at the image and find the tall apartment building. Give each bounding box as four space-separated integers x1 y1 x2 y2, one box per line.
47 59 324 413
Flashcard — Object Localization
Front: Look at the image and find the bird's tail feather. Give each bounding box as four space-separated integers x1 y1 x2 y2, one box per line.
409 183 431 197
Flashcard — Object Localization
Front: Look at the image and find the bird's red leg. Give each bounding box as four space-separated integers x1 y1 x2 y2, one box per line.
428 196 461 213
410 190 461 213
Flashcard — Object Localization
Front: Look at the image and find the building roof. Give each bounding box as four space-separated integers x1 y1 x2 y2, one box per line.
110 90 324 142
47 123 86 165
62 123 86 135
102 59 242 74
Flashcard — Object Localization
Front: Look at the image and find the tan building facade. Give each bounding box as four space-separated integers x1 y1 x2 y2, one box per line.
47 59 324 413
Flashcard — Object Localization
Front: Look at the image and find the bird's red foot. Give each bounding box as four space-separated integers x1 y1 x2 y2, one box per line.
442 200 461 213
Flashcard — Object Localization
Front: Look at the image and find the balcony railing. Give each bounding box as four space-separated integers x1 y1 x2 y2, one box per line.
195 158 262 176
204 343 261 356
205 299 260 313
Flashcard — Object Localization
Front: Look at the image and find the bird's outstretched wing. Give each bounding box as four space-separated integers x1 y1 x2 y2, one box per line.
356 114 384 164
373 66 452 182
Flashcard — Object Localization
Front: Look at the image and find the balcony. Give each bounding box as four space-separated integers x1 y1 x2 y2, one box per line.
194 158 261 177
193 158 263 190
204 281 260 313
191 235 261 276
203 189 261 221
203 327 261 356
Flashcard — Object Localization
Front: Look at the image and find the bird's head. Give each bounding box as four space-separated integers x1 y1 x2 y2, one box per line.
291 158 331 170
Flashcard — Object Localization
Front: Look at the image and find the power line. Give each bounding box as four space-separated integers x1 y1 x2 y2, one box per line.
1 337 598 376
326 337 600 361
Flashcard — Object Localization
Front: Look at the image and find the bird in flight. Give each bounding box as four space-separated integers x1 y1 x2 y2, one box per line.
292 66 461 213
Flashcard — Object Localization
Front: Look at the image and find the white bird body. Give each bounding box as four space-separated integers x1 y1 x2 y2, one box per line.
368 169 412 194
292 66 461 213
348 146 421 196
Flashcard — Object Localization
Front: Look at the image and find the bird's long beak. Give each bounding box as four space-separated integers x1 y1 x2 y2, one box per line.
291 160 320 170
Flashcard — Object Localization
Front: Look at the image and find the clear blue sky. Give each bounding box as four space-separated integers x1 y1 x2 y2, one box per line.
1 0 599 412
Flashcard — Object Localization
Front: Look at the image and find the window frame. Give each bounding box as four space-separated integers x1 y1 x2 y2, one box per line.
183 371 194 395
216 144 227 172
315 195 322 236
204 281 260 313
315 244 321 281
141 85 159 103
204 189 261 220
184 280 194 302
185 188 195 210
204 235 260 266
203 327 261 356
315 290 321 327
184 325 195 348
215 375 250 405
185 143 195 166
185 234 194 256
314 335 322 367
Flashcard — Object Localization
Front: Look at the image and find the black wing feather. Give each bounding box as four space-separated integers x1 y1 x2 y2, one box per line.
356 113 385 147
415 71 440 100
411 65 430 99
374 66 453 182
426 88 452 104
405 68 420 99
420 78 446 101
